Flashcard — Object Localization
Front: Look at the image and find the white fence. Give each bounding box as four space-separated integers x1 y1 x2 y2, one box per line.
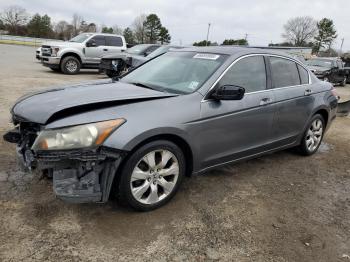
0 34 63 47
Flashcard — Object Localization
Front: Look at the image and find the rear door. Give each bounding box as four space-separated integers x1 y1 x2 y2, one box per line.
268 56 313 145
85 35 107 64
198 55 276 168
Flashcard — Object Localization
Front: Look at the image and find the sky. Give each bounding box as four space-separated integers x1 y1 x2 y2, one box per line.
0 0 349 51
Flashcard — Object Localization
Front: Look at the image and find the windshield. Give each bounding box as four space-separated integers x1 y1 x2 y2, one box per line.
307 59 333 68
121 52 227 94
69 33 93 43
127 45 153 55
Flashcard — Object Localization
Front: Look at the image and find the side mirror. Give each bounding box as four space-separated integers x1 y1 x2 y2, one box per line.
211 85 245 100
86 40 97 47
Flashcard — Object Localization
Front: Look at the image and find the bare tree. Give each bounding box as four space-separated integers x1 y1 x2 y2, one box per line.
112 24 123 35
54 20 70 39
71 13 83 36
282 16 317 46
132 14 147 43
0 5 28 34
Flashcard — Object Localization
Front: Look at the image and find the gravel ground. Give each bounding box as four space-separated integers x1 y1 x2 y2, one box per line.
0 44 349 262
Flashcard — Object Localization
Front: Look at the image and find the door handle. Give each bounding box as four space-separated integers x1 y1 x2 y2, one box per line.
260 97 272 106
304 88 312 95
103 48 108 51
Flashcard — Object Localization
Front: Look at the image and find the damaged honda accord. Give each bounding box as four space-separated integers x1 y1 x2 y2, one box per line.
3 47 338 211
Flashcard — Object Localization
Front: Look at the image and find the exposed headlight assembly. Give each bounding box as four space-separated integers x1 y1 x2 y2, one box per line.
32 119 125 151
51 46 60 56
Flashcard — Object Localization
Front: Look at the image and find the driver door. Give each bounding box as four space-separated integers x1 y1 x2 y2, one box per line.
197 55 276 169
85 35 107 64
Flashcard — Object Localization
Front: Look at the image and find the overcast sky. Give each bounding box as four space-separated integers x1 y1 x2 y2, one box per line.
0 0 349 51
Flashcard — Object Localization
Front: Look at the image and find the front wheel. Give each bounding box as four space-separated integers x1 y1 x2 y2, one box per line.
117 140 185 211
61 56 81 74
297 114 325 156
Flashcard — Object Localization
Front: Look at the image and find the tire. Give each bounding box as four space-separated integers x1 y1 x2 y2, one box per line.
340 76 347 87
60 56 81 74
297 114 325 156
50 67 61 72
106 70 119 78
117 140 185 211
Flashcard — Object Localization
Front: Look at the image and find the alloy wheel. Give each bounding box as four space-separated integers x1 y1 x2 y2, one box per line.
130 149 179 205
66 60 78 73
306 119 323 152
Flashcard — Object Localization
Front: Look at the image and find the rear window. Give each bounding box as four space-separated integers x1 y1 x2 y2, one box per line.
297 64 309 85
106 36 123 47
270 57 301 88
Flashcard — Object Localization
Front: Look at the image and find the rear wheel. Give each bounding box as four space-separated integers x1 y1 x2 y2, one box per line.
117 140 185 211
297 114 325 156
61 56 81 74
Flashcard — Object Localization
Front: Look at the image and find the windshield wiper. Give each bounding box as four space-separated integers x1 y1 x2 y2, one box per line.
130 82 159 91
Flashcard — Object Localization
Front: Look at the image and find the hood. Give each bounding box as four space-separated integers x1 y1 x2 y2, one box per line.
307 65 330 73
12 80 177 124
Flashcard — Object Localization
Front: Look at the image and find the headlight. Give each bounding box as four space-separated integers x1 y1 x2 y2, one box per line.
51 46 60 56
32 119 125 151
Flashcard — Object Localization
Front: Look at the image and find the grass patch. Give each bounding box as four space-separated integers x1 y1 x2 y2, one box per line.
0 39 42 47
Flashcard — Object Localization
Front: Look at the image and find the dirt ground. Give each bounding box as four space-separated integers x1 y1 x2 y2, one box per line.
0 44 349 262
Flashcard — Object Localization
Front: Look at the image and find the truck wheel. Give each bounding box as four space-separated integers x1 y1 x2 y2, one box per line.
340 76 347 87
106 70 119 78
297 114 325 156
116 140 185 211
61 56 81 74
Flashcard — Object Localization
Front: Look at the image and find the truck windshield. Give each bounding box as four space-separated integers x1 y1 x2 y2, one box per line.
121 52 227 94
307 59 333 68
69 33 93 43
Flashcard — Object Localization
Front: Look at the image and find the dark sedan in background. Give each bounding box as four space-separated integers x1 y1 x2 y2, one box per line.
4 47 338 211
99 44 182 78
307 57 348 86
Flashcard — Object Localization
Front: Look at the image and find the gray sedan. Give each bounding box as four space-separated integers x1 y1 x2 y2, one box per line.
4 47 338 211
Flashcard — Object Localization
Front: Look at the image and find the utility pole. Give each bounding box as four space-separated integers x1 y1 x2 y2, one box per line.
340 38 344 56
206 23 211 46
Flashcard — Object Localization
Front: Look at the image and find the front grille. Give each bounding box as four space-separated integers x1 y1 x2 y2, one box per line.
41 45 51 57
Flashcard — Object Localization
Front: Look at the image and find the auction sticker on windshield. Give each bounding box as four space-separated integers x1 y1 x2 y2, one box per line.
193 54 220 60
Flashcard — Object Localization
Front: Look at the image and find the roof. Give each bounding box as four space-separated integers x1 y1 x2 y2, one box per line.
175 46 296 58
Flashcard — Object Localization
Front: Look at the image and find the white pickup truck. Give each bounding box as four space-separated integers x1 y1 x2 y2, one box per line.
40 33 127 74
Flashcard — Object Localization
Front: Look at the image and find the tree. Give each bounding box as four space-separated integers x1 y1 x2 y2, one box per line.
102 27 113 33
54 20 69 39
222 39 248 46
282 16 317 46
0 5 28 34
132 14 146 43
112 25 123 35
123 27 134 44
144 14 162 43
158 27 171 44
0 19 5 30
27 13 52 38
269 42 294 47
314 18 337 53
71 13 83 36
193 40 211 46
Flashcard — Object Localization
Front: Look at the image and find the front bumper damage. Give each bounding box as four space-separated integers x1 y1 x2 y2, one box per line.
4 128 125 203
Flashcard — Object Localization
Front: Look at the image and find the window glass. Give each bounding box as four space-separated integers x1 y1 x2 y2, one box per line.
297 64 309 85
218 56 266 93
106 36 123 47
270 57 301 88
91 35 106 46
121 52 227 94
